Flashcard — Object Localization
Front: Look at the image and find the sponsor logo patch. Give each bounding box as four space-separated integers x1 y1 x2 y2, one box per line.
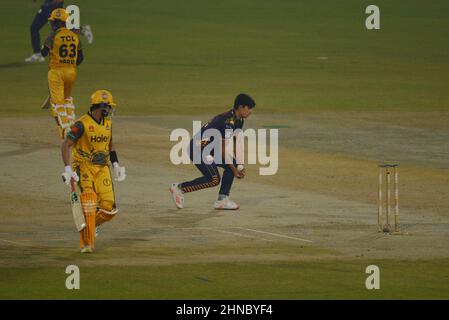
90 135 109 143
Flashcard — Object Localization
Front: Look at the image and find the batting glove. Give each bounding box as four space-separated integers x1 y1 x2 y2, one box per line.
113 162 126 182
62 166 79 185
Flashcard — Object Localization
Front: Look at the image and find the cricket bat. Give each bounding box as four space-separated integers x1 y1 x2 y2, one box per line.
41 95 51 109
70 178 86 231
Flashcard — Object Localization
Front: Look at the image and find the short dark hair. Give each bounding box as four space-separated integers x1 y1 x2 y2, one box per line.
50 20 66 30
233 93 256 109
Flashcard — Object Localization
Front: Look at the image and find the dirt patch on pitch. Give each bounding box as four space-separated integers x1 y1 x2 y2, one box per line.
0 113 448 268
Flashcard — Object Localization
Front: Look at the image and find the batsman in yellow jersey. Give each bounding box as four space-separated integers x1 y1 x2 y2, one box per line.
41 8 84 139
61 90 126 253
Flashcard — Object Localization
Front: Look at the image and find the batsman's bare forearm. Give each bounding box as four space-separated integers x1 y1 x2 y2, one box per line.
76 49 84 66
109 140 121 165
61 138 74 167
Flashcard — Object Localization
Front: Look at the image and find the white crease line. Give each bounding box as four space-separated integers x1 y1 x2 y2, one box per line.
0 238 71 241
0 239 29 246
0 227 313 244
234 227 313 243
210 229 274 242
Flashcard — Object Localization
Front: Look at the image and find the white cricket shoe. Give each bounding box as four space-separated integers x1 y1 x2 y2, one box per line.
81 25 94 44
169 183 184 209
24 53 44 63
81 245 93 253
214 197 240 210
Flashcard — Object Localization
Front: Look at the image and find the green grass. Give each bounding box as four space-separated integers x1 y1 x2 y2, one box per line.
1 259 449 299
0 0 448 116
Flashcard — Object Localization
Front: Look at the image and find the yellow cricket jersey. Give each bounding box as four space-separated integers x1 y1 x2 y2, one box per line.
67 113 113 167
45 27 81 69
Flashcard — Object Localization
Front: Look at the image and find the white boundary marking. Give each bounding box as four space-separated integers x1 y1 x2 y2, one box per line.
234 227 313 243
0 239 29 246
209 228 274 242
0 226 312 245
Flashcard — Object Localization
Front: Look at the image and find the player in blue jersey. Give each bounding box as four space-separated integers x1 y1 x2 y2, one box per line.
170 93 256 210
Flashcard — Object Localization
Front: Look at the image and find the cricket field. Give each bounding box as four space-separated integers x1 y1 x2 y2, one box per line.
0 0 448 299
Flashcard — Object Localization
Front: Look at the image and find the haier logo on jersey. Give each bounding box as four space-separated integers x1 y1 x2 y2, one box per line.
90 135 109 143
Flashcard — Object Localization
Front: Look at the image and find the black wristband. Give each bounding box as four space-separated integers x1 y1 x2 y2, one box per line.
110 150 118 164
